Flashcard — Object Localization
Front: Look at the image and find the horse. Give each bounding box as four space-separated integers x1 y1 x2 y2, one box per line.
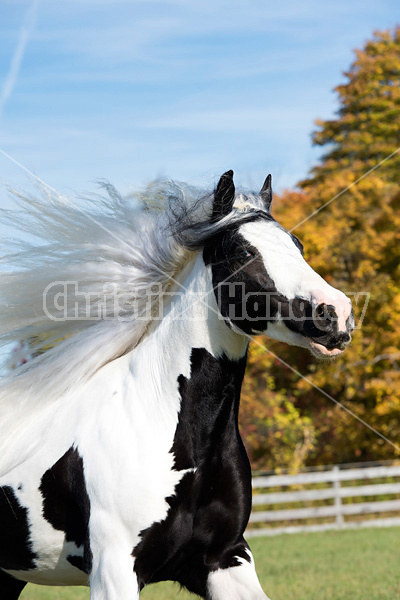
0 171 354 599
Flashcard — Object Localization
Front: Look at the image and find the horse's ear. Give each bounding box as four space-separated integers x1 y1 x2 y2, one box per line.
211 170 235 222
260 174 273 212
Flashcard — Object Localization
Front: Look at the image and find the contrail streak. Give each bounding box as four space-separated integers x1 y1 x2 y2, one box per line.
0 0 41 121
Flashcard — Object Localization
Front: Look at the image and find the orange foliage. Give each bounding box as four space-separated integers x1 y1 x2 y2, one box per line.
241 27 400 470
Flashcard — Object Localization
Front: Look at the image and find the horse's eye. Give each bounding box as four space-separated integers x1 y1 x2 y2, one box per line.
236 249 254 261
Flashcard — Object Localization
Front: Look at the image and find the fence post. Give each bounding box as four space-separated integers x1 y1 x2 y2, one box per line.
333 465 344 527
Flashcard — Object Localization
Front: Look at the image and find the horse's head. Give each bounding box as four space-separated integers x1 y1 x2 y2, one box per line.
204 170 354 359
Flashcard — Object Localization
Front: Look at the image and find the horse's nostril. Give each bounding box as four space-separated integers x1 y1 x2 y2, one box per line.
326 304 337 319
315 303 336 318
337 333 351 350
314 303 337 331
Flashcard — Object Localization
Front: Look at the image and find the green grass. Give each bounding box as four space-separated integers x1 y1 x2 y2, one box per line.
21 527 400 600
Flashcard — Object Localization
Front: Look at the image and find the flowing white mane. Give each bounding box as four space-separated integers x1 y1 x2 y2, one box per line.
0 182 197 390
0 179 266 470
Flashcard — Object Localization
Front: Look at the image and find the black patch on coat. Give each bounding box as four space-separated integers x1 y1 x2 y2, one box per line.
39 447 92 574
133 348 252 598
0 486 37 571
66 554 85 573
0 569 27 600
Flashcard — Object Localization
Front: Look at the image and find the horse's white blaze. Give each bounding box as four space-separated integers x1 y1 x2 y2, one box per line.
239 220 352 332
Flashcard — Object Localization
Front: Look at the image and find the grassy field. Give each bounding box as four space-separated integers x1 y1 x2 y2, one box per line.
20 527 400 600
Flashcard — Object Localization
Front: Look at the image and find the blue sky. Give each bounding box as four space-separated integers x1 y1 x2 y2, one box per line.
0 0 399 203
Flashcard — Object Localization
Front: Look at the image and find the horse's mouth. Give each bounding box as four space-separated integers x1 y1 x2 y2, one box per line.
307 339 348 360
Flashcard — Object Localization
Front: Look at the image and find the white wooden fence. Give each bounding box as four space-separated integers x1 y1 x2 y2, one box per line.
247 463 400 537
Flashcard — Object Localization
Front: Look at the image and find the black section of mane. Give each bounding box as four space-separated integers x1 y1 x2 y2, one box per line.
211 170 235 222
174 207 274 253
290 233 304 256
260 174 273 212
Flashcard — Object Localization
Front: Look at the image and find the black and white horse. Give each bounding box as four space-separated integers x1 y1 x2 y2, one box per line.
0 171 353 599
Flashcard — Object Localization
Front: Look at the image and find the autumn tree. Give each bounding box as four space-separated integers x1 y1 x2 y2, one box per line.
307 26 400 185
241 27 400 469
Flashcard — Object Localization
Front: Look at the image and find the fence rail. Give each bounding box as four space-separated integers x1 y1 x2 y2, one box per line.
248 463 400 537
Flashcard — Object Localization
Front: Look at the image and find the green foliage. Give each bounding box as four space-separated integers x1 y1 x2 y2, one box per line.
242 27 400 469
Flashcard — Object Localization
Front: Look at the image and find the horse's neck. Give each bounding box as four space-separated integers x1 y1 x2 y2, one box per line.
136 253 248 367
121 254 247 414
123 254 249 467
171 346 249 470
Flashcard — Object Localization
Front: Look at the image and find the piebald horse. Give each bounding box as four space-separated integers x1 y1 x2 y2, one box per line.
0 172 353 599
